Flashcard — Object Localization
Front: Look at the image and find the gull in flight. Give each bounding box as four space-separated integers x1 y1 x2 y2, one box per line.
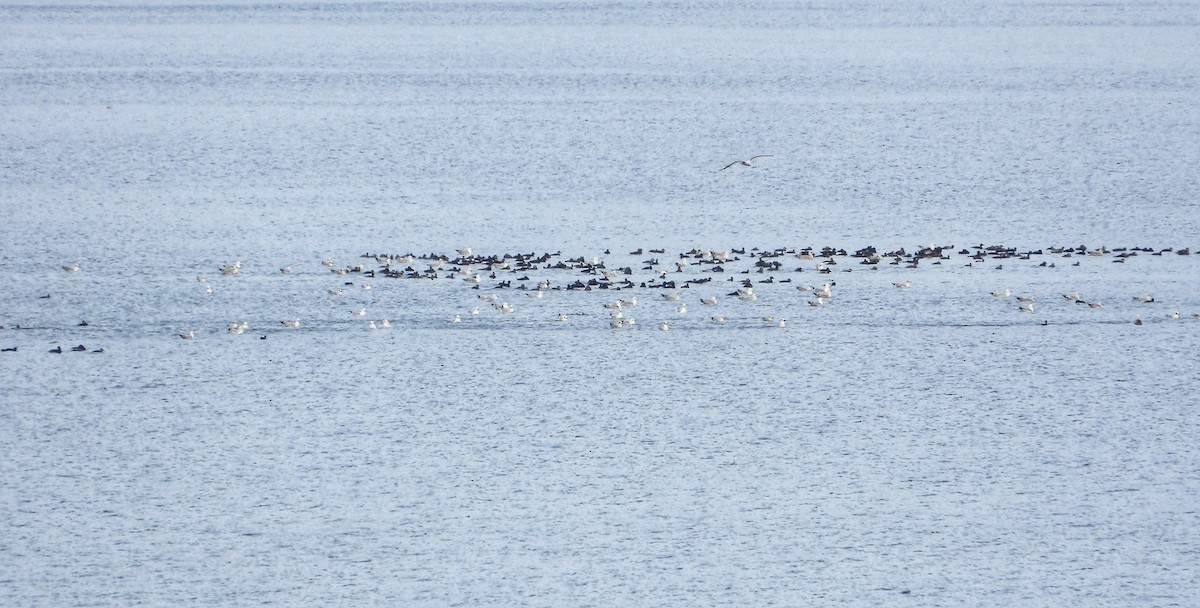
720 155 774 171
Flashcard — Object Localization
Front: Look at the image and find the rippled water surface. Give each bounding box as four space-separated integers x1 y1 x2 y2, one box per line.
3 1 1199 605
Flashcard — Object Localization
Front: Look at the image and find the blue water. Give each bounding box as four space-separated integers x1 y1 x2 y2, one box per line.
2 1 1199 605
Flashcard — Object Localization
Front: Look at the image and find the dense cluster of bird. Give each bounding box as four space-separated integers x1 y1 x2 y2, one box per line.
7 243 1196 350
205 243 1195 335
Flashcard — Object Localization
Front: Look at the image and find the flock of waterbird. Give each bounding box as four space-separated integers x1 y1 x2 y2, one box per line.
187 242 1196 336
7 242 1195 352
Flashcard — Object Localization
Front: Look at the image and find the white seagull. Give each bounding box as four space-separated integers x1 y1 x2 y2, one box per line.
720 154 774 171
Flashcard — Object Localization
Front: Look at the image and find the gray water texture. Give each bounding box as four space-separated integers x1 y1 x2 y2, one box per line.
2 1 1199 606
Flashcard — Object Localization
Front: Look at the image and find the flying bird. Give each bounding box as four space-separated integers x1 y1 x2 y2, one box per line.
720 155 774 171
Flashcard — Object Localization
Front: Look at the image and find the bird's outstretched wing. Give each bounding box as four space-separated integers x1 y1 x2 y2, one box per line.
719 160 740 171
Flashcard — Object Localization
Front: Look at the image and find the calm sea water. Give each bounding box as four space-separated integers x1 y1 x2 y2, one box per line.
3 1 1199 606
